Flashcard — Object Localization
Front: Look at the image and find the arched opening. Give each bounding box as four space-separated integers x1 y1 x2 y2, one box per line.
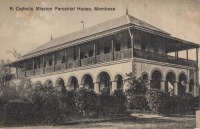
189 79 194 94
178 73 187 95
67 76 79 91
45 80 53 87
142 73 148 81
97 72 111 93
165 72 176 94
114 74 123 90
55 78 66 92
82 74 94 90
151 70 162 90
34 81 42 89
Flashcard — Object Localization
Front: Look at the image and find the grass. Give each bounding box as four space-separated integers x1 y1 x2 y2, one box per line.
0 115 195 129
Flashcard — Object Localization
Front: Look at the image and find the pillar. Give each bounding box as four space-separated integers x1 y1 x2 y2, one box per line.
42 56 45 73
33 59 35 75
194 83 197 97
78 45 81 67
147 78 151 89
186 82 189 93
94 82 100 94
196 48 199 64
52 53 55 71
79 84 84 89
160 79 166 92
111 39 114 61
131 34 134 57
174 81 178 95
111 81 117 93
186 49 188 60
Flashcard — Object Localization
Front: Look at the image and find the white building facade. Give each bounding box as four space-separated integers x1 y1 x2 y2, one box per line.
8 14 199 96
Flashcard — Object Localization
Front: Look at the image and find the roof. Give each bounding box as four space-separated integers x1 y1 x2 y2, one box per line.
11 14 199 64
23 14 170 57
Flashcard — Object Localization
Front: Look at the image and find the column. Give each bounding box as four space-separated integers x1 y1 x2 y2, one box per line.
196 48 199 64
160 79 166 92
79 84 84 89
186 82 189 93
186 49 188 60
111 39 114 61
173 81 178 95
111 81 117 93
32 59 35 75
147 78 151 89
93 42 96 63
194 83 197 97
94 82 100 94
78 45 81 67
131 34 134 57
42 56 45 73
52 53 55 71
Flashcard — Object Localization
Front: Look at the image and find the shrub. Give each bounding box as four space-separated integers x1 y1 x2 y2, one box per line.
145 89 169 114
126 79 149 111
4 100 32 125
75 88 99 118
112 89 127 115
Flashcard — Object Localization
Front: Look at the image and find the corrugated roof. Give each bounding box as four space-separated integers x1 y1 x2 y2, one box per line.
23 14 170 57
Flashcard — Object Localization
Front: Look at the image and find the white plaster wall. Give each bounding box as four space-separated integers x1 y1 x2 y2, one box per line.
29 60 132 88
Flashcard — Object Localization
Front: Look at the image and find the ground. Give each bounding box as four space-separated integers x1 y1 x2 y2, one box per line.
1 115 195 129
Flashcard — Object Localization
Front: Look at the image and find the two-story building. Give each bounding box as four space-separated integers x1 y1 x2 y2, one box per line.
8 14 199 96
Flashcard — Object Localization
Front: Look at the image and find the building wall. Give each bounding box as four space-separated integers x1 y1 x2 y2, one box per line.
26 59 133 91
134 58 198 96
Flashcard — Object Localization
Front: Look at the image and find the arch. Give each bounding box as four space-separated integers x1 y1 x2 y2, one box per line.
97 71 111 93
44 79 53 87
55 78 66 92
81 74 94 90
150 68 164 80
151 69 163 90
95 69 112 82
189 79 194 94
178 72 187 95
34 81 42 87
165 71 176 94
165 70 177 81
141 72 149 80
67 76 79 91
114 74 123 90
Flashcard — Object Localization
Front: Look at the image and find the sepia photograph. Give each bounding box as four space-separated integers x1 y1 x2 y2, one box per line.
0 0 200 128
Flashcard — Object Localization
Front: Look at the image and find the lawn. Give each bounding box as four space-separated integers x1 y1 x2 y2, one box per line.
1 115 195 129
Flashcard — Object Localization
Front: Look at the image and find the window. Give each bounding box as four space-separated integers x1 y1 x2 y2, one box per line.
141 42 146 51
115 43 121 51
152 43 158 53
104 46 110 54
49 59 52 66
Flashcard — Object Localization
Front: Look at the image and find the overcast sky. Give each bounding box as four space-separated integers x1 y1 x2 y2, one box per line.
0 0 200 61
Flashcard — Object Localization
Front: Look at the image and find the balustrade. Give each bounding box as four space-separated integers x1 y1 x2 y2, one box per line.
19 71 26 78
81 57 95 66
55 63 66 71
44 66 54 73
26 70 34 77
67 60 80 69
114 48 132 61
134 49 198 67
13 48 197 79
35 68 43 75
96 53 113 63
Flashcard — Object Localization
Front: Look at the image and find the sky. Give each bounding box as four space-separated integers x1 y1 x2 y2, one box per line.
0 0 200 61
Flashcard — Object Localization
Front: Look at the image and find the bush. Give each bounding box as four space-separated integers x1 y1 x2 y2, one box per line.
126 79 149 111
145 89 169 114
75 88 99 118
112 89 127 115
4 100 32 125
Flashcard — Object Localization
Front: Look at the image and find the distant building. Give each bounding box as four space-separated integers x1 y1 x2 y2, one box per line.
8 14 199 96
